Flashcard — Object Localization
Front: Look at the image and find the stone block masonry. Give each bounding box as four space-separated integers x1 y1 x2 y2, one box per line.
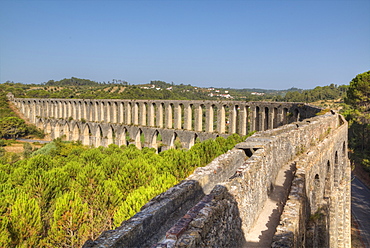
83 112 350 248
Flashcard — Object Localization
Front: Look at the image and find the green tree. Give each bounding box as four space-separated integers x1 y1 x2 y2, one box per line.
9 192 43 247
342 71 370 169
345 70 370 112
47 191 89 247
0 117 28 139
22 142 33 158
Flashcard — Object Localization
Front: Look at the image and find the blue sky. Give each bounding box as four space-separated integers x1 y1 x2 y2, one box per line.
0 0 369 89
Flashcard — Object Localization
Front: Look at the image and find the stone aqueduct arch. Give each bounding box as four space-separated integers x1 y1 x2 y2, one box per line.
12 98 320 150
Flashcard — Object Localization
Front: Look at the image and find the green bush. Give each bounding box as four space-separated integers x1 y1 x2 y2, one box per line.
0 133 248 246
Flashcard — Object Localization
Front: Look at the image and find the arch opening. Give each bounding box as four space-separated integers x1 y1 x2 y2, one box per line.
82 125 91 146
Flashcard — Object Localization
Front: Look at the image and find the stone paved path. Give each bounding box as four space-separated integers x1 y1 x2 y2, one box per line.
245 162 295 247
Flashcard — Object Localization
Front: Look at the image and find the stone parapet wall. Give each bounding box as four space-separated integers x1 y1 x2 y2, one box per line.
272 114 350 247
83 149 247 247
85 112 350 247
156 184 245 247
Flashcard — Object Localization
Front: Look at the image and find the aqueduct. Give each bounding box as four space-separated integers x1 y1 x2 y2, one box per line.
9 95 350 247
12 97 317 151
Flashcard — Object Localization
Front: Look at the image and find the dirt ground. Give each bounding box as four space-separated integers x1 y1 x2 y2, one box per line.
3 141 43 154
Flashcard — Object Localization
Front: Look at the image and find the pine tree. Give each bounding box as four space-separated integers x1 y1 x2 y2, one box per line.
47 191 89 247
9 192 43 247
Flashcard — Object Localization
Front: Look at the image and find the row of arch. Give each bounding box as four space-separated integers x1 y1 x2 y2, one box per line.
14 98 316 135
307 137 349 247
38 118 225 151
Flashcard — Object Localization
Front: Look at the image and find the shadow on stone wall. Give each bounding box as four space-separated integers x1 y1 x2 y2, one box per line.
83 180 206 248
152 184 249 247
246 162 296 247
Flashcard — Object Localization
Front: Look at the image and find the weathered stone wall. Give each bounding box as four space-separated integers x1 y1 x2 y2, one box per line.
272 114 350 247
84 112 350 248
83 149 248 247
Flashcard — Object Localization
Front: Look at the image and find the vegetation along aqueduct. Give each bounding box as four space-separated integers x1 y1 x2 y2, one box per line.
10 94 351 247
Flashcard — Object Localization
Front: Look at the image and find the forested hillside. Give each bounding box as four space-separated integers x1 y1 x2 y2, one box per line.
0 87 44 140
0 134 247 247
2 77 348 102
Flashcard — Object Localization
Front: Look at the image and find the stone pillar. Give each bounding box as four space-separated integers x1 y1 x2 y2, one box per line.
337 182 345 248
106 102 112 123
50 101 55 118
194 104 202 132
88 102 93 121
165 103 173 129
277 107 283 127
329 193 338 247
271 107 276 128
118 102 124 124
156 103 164 128
217 104 226 134
51 101 55 119
56 101 60 118
22 102 26 119
68 101 73 119
148 103 155 127
72 102 76 120
229 104 237 134
259 106 265 131
44 100 50 118
125 102 132 125
238 105 248 135
101 102 107 122
84 102 89 120
183 103 192 130
174 103 182 129
57 101 61 119
140 102 147 126
132 103 139 125
40 101 45 118
50 101 54 118
205 104 214 133
54 101 59 119
268 107 274 130
34 101 40 118
80 101 85 120
85 102 89 121
30 101 36 123
76 101 81 120
45 101 49 118
49 101 54 118
59 101 64 119
112 102 118 123
94 102 100 122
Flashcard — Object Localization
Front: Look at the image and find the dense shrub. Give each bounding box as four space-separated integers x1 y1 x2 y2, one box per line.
0 133 249 247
